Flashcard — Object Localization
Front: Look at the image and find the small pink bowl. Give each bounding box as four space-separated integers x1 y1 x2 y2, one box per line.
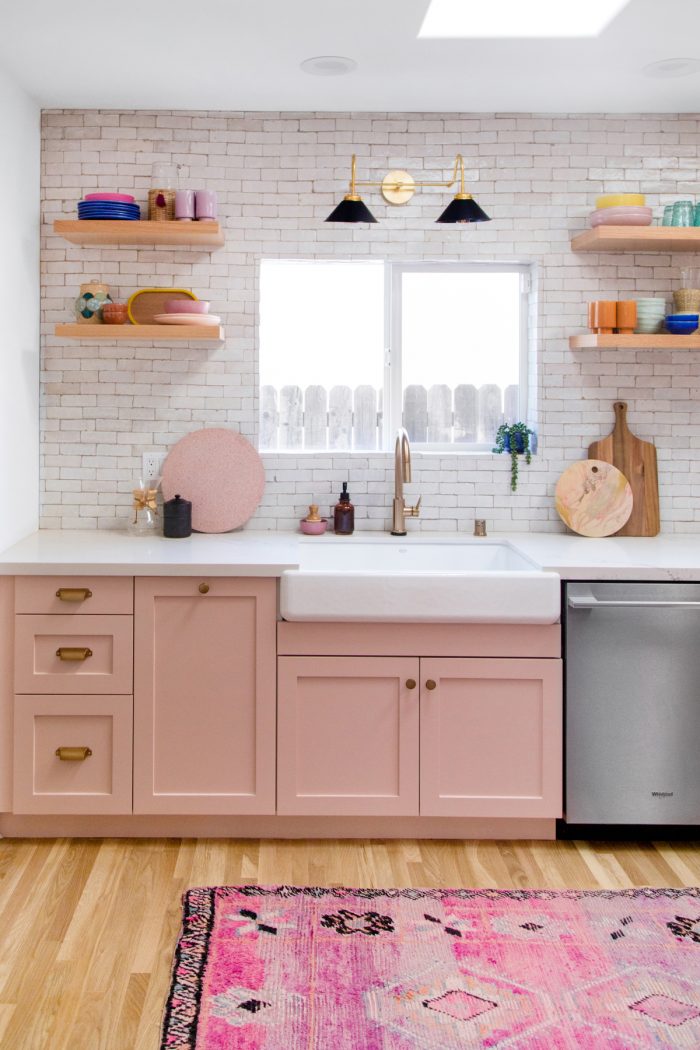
84 192 135 204
165 299 210 314
300 518 327 535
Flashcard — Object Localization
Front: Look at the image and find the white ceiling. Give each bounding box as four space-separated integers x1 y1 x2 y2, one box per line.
1 0 700 112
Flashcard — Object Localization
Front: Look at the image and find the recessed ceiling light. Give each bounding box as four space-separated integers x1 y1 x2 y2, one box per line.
642 57 700 79
418 0 630 37
300 56 357 76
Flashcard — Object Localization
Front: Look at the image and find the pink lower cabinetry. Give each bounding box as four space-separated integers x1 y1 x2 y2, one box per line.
276 624 563 821
133 577 276 815
13 694 133 814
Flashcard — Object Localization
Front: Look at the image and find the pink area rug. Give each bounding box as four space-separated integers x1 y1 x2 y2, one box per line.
160 885 700 1049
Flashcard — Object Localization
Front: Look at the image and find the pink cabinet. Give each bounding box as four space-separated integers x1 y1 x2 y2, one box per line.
14 614 133 695
133 577 276 815
13 693 133 815
420 658 562 818
277 656 419 816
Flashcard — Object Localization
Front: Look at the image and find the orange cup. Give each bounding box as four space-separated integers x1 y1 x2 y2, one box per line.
587 302 597 331
594 300 616 334
616 300 637 334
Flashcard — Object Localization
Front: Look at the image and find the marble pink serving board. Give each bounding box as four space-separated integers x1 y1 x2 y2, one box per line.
161 428 265 533
554 459 633 538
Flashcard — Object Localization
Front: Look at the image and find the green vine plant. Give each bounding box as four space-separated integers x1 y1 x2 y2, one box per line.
492 422 534 492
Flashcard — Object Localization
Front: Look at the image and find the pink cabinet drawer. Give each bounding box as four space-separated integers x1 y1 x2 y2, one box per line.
15 576 133 615
13 694 133 814
14 615 133 694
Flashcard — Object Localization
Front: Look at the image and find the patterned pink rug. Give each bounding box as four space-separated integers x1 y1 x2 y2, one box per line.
160 885 700 1049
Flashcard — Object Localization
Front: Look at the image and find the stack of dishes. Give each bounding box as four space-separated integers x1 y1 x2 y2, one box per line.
77 193 140 221
635 298 666 333
152 299 218 326
589 193 652 228
665 313 699 335
153 313 221 327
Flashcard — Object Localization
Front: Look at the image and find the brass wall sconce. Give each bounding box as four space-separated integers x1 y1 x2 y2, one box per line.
325 153 491 224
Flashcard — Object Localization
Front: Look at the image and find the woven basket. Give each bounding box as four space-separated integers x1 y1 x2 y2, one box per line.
148 188 176 222
673 288 700 313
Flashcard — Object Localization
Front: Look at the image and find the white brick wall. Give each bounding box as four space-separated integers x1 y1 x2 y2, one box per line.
41 109 700 533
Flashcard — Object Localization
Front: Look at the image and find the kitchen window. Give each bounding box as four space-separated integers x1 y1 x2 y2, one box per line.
259 259 531 452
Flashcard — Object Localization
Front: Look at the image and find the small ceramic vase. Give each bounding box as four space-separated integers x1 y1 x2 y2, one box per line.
74 282 112 324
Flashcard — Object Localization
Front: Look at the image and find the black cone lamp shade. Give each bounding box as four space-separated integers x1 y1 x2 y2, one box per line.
325 195 378 223
436 195 490 224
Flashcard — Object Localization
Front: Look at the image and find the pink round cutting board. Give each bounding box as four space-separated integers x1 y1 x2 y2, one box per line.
555 459 633 538
161 428 265 533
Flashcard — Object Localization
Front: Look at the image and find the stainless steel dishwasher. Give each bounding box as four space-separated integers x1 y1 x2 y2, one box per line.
565 581 700 826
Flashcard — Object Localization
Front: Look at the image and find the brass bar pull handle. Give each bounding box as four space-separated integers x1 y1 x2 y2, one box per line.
405 679 417 690
56 588 92 602
425 679 437 691
56 647 93 662
55 746 92 761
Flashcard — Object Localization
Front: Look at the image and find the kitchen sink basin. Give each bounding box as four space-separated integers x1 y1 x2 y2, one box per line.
281 538 560 624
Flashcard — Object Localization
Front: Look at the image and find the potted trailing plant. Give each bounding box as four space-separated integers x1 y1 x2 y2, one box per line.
492 422 534 492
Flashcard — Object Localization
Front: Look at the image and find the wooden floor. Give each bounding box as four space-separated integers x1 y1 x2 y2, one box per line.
1 837 700 1049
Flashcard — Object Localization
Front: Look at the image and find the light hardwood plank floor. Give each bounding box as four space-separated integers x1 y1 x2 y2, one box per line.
0 836 699 1049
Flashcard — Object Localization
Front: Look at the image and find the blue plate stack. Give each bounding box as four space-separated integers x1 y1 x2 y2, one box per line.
77 195 141 221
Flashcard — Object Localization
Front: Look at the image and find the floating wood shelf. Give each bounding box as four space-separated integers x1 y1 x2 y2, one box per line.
53 220 224 248
571 226 700 252
570 333 700 349
55 323 224 342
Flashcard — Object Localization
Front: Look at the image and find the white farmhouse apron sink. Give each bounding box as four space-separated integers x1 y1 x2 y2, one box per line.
281 537 560 624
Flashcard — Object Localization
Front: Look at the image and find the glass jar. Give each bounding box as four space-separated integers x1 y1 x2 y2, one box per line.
127 486 159 535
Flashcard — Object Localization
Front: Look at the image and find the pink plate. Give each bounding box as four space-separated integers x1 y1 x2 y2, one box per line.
83 192 136 203
590 212 653 228
161 428 265 533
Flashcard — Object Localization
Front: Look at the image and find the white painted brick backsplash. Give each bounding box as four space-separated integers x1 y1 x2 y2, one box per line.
40 109 700 533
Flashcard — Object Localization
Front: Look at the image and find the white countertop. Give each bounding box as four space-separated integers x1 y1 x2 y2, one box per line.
1 529 700 579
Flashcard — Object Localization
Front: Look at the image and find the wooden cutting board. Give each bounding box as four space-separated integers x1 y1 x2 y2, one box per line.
587 401 659 536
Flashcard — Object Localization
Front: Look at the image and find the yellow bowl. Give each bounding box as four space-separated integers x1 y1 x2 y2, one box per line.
595 193 646 209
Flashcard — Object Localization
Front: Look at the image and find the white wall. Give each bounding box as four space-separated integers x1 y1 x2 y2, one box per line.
0 67 40 550
40 110 700 534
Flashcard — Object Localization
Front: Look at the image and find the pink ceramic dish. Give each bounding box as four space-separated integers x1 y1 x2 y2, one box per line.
83 192 135 204
589 207 653 228
165 299 210 314
300 518 328 535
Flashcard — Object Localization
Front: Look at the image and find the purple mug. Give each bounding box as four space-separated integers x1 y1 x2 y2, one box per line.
175 189 195 221
195 189 218 222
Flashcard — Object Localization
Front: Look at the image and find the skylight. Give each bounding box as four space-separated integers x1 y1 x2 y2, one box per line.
418 0 630 38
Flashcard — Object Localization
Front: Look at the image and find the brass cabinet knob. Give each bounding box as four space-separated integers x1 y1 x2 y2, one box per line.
56 587 92 602
55 746 92 761
56 647 93 661
405 679 417 690
425 679 437 690
198 582 210 594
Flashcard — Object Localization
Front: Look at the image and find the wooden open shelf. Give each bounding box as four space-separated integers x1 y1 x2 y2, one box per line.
570 333 700 349
55 323 224 343
571 226 700 252
54 220 224 248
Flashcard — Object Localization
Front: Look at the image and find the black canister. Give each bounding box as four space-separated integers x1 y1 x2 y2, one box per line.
163 494 192 538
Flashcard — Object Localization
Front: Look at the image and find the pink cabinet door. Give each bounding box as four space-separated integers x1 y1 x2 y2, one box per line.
133 577 276 815
14 614 133 695
13 693 133 815
420 658 562 819
277 656 420 816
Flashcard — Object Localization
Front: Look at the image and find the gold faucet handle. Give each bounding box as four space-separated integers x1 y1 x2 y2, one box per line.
406 496 421 518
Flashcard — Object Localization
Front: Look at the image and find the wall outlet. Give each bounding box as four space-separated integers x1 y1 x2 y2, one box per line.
142 452 166 482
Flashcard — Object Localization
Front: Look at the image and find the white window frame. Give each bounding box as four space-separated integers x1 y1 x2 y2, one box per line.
387 261 531 453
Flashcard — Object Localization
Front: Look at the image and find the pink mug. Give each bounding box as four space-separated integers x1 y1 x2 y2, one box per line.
195 189 218 222
175 189 195 221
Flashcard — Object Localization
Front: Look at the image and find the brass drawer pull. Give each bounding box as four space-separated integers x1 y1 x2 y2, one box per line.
56 647 93 662
405 679 417 690
55 746 92 761
425 679 437 690
198 582 210 594
56 587 92 602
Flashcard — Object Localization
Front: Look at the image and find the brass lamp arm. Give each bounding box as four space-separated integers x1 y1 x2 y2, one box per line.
347 153 471 204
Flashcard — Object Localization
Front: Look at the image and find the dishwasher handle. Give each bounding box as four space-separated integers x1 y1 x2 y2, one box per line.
568 595 700 610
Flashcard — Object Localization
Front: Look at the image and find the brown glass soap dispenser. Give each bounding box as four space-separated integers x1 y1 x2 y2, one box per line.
333 482 354 535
